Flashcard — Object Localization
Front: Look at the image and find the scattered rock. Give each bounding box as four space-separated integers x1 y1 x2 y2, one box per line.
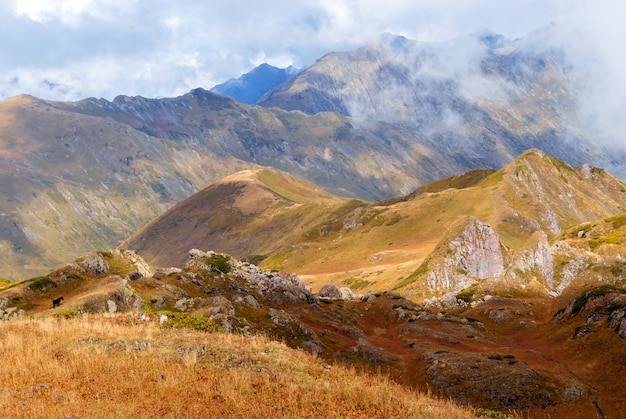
423 351 586 410
318 283 357 300
79 253 109 276
300 341 328 357
107 300 117 314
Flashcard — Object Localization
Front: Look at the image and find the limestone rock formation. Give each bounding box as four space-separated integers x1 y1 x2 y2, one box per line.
425 217 505 295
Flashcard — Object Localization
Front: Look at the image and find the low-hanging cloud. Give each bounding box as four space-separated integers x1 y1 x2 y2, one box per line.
0 0 624 152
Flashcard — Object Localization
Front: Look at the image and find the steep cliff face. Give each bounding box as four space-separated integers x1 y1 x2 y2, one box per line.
507 231 554 288
424 217 506 296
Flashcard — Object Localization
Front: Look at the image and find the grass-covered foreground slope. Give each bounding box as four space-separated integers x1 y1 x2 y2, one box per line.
0 315 472 418
4 245 626 417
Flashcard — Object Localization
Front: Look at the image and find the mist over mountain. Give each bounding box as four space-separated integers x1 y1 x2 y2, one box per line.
258 28 625 178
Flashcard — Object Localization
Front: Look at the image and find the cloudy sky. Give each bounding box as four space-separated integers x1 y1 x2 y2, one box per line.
0 0 624 104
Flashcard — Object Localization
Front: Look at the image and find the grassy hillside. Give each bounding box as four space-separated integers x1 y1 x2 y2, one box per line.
122 150 626 300
265 149 626 295
3 242 624 417
0 315 472 418
123 167 362 268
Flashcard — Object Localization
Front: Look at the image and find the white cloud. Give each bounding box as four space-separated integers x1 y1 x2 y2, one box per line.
0 0 625 122
14 0 137 26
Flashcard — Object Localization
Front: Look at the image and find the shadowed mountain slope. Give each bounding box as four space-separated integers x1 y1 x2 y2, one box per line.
210 63 298 104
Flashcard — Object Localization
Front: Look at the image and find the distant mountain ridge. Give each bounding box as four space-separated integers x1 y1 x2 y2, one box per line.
257 30 623 178
210 63 298 104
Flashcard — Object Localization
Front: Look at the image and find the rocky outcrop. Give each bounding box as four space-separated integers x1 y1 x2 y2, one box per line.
79 278 144 314
608 307 626 340
425 218 505 295
423 350 586 410
187 249 314 304
317 283 357 300
547 240 598 296
0 298 25 321
506 231 554 289
117 249 153 278
552 286 626 339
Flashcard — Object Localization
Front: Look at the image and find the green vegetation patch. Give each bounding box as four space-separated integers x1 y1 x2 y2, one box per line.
547 155 576 175
471 407 511 418
589 230 626 249
28 276 56 290
203 253 232 273
342 277 371 290
455 283 478 303
571 285 625 315
158 311 220 332
52 309 80 319
605 213 626 229
393 261 429 290
370 215 387 227
385 214 403 226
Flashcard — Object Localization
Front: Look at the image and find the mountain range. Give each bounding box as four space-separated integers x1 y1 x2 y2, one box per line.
1 28 625 281
1 26 626 417
2 165 625 416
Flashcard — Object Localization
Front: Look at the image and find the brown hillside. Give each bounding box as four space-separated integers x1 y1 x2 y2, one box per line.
123 167 361 268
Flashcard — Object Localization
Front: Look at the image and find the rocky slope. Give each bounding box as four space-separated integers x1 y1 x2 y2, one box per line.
2 247 625 417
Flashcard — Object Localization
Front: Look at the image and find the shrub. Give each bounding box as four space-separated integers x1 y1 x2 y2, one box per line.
456 291 474 303
203 254 231 274
159 311 219 332
393 261 430 290
385 214 403 226
606 214 626 229
28 276 55 290
471 407 510 418
571 285 623 315
53 309 80 319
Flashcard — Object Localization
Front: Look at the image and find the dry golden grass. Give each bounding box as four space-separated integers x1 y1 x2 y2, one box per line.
0 315 472 418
